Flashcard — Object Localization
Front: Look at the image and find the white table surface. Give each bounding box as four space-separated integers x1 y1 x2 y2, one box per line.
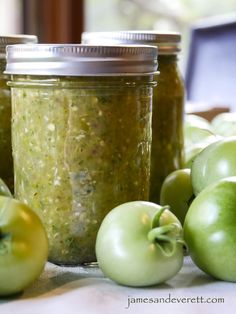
0 256 235 314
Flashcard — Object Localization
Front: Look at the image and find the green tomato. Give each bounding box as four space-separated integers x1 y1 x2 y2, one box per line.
184 177 236 281
184 126 218 148
184 142 210 168
191 137 236 195
184 114 217 149
96 201 184 287
211 112 236 137
160 169 194 225
184 114 213 132
0 196 48 296
0 178 12 197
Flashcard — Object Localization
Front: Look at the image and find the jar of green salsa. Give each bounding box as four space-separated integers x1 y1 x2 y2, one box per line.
82 32 185 203
6 44 157 265
150 34 184 203
0 35 37 192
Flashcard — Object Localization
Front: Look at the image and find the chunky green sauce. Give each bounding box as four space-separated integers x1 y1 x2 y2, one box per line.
149 55 184 203
0 60 13 191
10 76 153 265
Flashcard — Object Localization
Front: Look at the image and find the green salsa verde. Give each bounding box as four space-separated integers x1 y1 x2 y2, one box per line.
0 35 37 192
81 32 185 205
10 76 154 265
150 55 184 203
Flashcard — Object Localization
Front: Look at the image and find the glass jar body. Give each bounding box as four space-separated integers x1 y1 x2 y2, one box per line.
0 59 13 191
149 55 184 203
10 75 154 265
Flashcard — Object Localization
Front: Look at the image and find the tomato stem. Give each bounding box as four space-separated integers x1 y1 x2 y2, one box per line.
148 223 183 257
152 205 170 228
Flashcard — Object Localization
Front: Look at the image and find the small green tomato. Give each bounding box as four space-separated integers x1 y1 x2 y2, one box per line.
160 169 194 225
0 196 48 296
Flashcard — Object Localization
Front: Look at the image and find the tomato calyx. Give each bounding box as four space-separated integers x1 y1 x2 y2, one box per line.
148 206 184 257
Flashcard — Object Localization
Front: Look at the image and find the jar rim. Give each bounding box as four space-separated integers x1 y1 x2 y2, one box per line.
5 44 158 76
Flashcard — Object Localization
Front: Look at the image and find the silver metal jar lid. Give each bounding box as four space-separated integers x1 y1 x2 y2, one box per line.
0 34 37 57
82 31 181 55
5 44 158 76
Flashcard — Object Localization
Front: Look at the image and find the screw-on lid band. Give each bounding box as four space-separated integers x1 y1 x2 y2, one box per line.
82 31 181 55
0 35 37 57
5 44 158 76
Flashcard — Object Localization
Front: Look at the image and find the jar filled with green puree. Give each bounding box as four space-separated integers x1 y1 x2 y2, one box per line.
82 32 185 203
5 44 158 265
0 35 37 191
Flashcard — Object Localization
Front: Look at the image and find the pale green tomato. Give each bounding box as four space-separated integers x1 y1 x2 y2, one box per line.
184 142 209 168
191 137 236 195
211 112 236 137
184 126 218 148
184 114 213 131
0 196 48 296
96 201 184 287
184 114 219 150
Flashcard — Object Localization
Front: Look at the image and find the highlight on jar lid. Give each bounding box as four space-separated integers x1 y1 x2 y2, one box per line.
82 31 181 55
0 34 38 58
5 44 158 76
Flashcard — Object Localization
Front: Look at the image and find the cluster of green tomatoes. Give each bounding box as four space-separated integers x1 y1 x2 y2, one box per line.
96 112 236 287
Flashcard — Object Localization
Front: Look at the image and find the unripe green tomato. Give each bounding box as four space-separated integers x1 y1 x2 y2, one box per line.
191 137 236 195
184 142 209 169
211 112 236 137
184 177 236 281
0 196 48 296
96 201 184 287
160 169 194 225
184 114 213 132
184 126 217 148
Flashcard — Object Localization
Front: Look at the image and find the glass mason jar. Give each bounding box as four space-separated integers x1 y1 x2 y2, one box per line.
5 44 158 265
82 32 185 203
0 35 37 192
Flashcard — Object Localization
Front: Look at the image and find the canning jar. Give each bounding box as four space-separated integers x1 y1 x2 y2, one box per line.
82 32 185 203
6 44 157 265
0 35 37 191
